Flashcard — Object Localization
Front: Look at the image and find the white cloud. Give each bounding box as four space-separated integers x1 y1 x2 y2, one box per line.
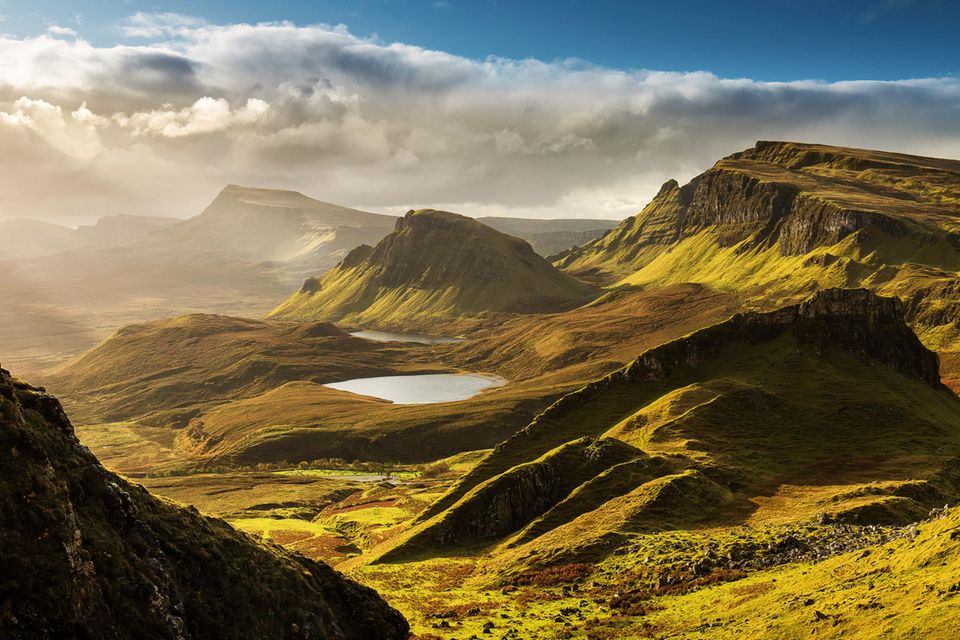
0 14 958 222
117 97 271 137
119 12 208 39
47 25 78 38
0 97 102 160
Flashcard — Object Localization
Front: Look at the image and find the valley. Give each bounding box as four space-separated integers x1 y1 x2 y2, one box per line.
7 141 960 640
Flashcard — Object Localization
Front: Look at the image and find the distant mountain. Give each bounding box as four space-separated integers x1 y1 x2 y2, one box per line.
136 185 397 275
75 214 180 248
555 141 960 386
0 365 408 639
381 289 960 563
0 186 398 372
477 216 618 256
0 214 176 259
270 209 598 330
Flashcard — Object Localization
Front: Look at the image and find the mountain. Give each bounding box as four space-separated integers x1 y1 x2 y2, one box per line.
75 214 179 248
0 214 176 260
0 365 408 639
0 186 397 373
269 209 598 330
555 141 960 384
135 185 397 277
380 289 960 564
477 216 619 256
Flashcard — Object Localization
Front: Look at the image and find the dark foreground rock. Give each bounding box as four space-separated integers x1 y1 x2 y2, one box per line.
0 366 408 640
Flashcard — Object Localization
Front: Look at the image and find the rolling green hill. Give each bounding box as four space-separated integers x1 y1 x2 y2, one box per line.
0 365 408 639
269 209 598 331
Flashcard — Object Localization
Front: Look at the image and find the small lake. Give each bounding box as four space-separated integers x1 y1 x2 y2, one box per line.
349 330 463 345
324 373 505 404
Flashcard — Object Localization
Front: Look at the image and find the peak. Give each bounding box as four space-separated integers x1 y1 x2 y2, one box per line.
654 179 680 198
394 208 488 234
215 184 307 199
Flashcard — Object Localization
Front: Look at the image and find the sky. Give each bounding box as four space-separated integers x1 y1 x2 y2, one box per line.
0 0 958 222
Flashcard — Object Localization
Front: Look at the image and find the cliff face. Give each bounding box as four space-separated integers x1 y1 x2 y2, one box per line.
391 289 960 562
269 209 598 330
557 141 960 365
560 141 960 278
0 367 408 640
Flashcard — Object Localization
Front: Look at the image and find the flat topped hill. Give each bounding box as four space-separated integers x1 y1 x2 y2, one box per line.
0 366 408 639
269 209 598 330
556 140 960 373
379 288 960 564
559 140 960 278
139 184 397 267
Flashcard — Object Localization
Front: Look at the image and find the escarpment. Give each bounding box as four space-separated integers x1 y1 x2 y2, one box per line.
390 289 960 562
0 366 408 640
560 141 960 281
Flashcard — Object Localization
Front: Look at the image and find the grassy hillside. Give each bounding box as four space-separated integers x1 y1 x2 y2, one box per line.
378 289 960 567
48 314 438 428
269 209 598 331
556 141 960 383
54 285 740 473
0 365 408 639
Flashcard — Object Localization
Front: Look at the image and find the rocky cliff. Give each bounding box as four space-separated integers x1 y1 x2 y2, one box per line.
556 141 960 373
560 141 960 277
0 366 408 640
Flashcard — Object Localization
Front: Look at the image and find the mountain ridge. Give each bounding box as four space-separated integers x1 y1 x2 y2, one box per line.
380 288 960 563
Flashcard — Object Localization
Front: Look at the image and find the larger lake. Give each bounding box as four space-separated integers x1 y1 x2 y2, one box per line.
324 373 504 404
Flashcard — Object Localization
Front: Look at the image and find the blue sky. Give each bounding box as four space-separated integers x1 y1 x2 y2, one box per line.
2 0 958 81
0 0 959 222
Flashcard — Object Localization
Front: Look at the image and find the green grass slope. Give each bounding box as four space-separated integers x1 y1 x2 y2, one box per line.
556 141 960 379
269 209 598 331
379 289 960 566
47 314 438 429
0 365 408 639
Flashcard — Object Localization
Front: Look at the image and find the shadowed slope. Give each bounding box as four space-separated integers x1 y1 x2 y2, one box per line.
0 366 408 639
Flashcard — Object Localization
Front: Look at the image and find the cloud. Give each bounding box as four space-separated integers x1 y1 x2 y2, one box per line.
119 12 208 39
0 97 103 160
0 14 958 222
47 25 78 38
117 97 271 137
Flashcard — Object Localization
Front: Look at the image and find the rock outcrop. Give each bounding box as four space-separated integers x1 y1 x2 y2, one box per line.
0 366 409 639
